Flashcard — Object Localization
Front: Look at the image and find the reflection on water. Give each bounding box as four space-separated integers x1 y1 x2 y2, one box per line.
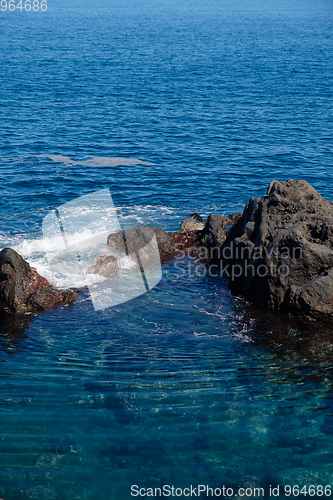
0 313 30 354
234 298 333 363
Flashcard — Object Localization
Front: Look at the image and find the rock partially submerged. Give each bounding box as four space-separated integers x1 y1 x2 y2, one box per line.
222 179 333 324
165 182 333 326
103 214 243 266
107 225 175 265
168 212 242 259
168 213 203 257
4 179 332 328
169 229 200 256
197 213 242 259
0 248 77 314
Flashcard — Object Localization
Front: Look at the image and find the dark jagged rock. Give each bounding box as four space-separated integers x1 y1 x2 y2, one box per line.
199 215 229 250
225 212 243 226
107 225 175 265
0 248 77 314
195 212 242 260
86 255 119 278
222 179 333 324
149 226 175 264
169 212 242 259
289 270 333 322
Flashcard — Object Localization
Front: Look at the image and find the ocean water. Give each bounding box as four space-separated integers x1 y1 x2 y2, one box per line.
1 0 333 498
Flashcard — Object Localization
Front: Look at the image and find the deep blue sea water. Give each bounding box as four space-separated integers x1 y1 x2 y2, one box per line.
1 0 333 498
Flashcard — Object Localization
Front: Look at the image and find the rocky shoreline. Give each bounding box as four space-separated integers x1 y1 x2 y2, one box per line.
1 179 333 328
0 248 78 314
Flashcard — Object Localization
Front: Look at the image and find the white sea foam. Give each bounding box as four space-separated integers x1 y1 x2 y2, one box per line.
7 230 110 289
119 255 138 270
0 203 177 290
0 199 196 292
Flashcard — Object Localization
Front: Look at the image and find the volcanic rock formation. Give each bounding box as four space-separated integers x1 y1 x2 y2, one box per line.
221 179 333 323
0 248 77 314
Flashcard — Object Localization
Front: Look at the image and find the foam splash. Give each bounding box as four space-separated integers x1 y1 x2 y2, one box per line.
7 232 140 290
0 202 204 291
0 204 176 290
9 230 110 290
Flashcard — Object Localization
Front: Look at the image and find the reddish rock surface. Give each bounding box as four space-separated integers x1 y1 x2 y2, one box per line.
86 255 119 278
169 230 201 257
0 248 77 314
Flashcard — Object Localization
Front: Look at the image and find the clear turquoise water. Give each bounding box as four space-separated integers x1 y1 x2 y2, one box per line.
1 0 333 498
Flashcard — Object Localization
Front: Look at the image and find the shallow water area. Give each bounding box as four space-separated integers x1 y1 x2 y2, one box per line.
1 260 333 499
